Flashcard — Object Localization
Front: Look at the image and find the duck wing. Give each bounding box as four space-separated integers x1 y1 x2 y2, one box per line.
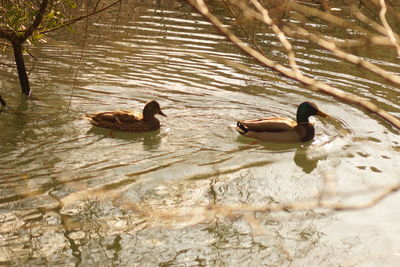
237 122 314 142
238 117 296 132
88 110 142 123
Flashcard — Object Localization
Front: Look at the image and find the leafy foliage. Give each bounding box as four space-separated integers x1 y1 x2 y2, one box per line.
0 0 77 47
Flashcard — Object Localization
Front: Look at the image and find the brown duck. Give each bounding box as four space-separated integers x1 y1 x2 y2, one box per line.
86 100 166 132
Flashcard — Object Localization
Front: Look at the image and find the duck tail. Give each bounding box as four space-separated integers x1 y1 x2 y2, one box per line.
84 114 97 124
236 122 249 135
84 113 95 119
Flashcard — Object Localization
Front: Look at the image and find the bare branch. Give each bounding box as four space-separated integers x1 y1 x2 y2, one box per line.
216 183 400 213
289 1 400 42
285 23 400 85
222 0 264 57
185 0 400 130
378 0 400 56
249 0 301 75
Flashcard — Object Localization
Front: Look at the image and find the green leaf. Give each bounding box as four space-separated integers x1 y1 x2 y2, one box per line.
46 11 55 19
34 33 44 40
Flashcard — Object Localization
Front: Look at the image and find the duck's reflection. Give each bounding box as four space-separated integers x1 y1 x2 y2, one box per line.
293 147 327 174
237 135 326 174
87 127 162 150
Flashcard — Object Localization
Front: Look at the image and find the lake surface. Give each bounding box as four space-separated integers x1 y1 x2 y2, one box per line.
1 1 399 266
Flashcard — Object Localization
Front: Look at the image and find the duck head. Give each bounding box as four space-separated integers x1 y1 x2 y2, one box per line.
296 102 328 123
143 100 167 120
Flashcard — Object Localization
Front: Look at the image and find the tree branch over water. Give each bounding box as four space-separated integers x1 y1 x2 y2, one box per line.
38 0 123 35
0 0 123 95
23 0 49 41
185 0 400 131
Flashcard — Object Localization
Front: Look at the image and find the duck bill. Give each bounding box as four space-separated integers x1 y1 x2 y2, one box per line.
317 110 329 118
159 110 167 117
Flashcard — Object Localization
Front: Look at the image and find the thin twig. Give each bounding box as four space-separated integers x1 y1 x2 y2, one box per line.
222 0 279 81
222 0 265 57
289 1 400 42
285 23 400 85
249 0 301 76
378 0 400 57
67 0 90 112
38 0 122 35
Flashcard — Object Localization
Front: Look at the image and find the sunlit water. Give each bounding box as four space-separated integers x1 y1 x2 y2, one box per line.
1 2 400 266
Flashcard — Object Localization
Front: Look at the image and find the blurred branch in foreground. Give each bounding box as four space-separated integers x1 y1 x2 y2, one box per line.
112 181 400 234
185 0 400 131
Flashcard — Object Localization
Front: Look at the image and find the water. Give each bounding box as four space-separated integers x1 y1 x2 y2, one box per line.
0 1 399 266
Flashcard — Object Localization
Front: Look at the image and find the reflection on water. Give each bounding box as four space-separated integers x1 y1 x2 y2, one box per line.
1 0 400 266
87 127 163 150
294 148 323 173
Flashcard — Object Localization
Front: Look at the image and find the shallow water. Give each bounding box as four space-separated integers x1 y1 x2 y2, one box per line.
0 1 400 266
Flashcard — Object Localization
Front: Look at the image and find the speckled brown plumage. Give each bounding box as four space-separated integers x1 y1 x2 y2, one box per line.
86 100 166 132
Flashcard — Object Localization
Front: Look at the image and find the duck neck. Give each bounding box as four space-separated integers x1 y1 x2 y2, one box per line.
298 123 315 142
143 111 157 122
296 111 309 124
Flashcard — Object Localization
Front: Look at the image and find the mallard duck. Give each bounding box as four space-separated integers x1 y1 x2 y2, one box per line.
86 100 166 132
236 102 328 142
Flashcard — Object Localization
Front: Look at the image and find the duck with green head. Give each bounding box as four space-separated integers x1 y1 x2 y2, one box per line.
236 102 328 142
86 100 167 132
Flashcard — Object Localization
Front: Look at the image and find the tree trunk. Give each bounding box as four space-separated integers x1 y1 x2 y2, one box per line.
1 0 49 96
12 40 31 96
